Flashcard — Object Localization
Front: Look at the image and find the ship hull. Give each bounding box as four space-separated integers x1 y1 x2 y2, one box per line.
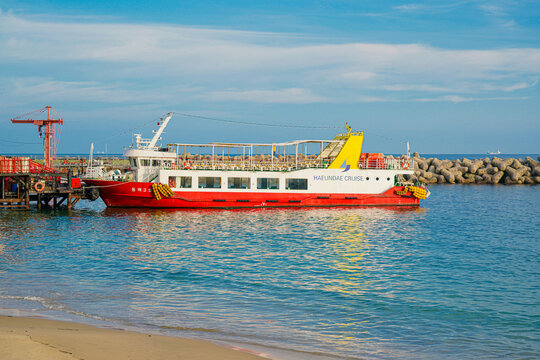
84 179 419 208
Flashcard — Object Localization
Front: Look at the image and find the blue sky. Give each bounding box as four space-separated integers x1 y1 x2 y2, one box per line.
0 0 539 154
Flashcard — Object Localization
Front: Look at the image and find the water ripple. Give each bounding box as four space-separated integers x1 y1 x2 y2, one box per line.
0 186 539 359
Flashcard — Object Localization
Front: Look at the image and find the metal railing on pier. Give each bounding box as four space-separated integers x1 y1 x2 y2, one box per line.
0 157 58 174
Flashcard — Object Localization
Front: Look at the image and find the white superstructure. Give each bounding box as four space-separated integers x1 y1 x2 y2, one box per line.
121 114 414 195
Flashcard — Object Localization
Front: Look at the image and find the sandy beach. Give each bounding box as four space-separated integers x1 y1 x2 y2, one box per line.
0 315 265 360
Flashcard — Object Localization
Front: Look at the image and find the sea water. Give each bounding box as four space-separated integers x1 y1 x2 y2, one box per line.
0 185 538 359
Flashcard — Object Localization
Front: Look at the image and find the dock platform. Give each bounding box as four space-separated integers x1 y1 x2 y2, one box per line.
0 157 95 210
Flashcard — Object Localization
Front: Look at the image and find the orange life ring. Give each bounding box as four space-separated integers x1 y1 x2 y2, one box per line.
402 160 410 169
184 160 193 169
34 181 45 192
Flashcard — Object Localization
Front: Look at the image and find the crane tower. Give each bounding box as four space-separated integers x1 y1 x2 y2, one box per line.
11 106 63 168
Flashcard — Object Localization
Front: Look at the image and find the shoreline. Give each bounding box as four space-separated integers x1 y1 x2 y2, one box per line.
0 314 267 360
0 305 341 360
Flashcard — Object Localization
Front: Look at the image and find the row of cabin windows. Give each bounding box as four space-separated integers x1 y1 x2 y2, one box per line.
130 158 168 167
168 176 308 190
131 158 393 184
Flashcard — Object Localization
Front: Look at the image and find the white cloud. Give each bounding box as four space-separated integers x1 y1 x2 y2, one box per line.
353 95 389 103
8 78 140 103
416 95 528 103
393 4 424 12
205 88 327 104
2 12 539 73
479 4 504 16
482 79 538 92
0 11 539 105
478 2 519 30
0 77 205 108
381 84 453 92
338 71 378 82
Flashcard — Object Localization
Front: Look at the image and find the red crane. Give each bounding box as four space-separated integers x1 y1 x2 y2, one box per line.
11 106 63 169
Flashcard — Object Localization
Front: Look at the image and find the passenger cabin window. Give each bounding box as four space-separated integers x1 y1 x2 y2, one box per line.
228 177 250 189
199 177 221 189
257 178 279 190
169 176 192 188
140 159 150 167
286 178 308 190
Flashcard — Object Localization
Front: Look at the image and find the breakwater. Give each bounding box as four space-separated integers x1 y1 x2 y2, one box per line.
403 153 540 185
51 155 540 185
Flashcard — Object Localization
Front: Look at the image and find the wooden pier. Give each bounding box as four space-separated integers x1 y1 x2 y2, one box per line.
0 157 95 210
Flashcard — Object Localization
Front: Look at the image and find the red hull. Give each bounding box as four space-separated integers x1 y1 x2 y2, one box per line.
84 180 419 208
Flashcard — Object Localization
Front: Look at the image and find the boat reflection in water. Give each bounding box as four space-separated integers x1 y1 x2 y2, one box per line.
97 205 425 359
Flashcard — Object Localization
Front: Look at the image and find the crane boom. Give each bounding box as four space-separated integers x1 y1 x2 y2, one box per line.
11 106 64 168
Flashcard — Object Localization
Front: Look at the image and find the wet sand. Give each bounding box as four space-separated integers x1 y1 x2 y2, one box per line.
0 315 265 360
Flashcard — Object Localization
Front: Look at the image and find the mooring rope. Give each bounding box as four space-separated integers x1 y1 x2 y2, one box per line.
83 181 130 189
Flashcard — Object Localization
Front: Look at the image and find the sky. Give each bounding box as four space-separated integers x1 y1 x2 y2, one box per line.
0 0 539 155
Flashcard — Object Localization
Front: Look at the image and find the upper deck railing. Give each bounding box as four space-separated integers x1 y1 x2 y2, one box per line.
359 154 414 170
175 154 327 171
168 153 413 172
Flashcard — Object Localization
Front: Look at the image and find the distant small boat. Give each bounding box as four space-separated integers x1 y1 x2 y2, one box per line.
487 150 501 155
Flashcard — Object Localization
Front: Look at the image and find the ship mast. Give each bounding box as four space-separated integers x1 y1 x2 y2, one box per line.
147 113 173 149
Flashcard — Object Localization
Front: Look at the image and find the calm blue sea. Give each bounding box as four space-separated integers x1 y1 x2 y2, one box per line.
0 186 538 359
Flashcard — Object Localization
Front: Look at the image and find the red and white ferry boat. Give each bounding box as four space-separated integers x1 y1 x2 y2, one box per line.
83 113 428 208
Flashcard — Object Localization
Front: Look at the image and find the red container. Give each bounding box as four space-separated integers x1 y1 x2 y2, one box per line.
360 153 386 169
71 178 81 189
